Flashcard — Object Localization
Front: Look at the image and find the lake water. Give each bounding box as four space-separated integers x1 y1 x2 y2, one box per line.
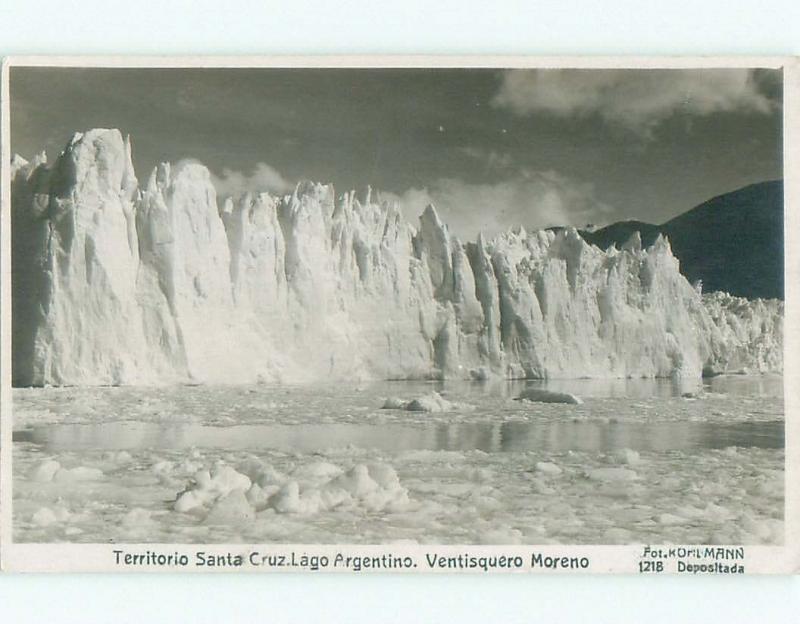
15 419 784 453
12 376 785 545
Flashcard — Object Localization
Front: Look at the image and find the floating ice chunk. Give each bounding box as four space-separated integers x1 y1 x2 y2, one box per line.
270 481 322 515
173 463 252 513
175 460 410 519
205 490 256 524
586 467 638 482
29 460 61 483
364 463 403 489
32 508 58 526
53 466 104 482
328 465 380 498
325 464 410 512
236 457 285 486
236 457 286 489
293 461 343 484
200 464 252 493
515 389 583 405
245 483 280 511
381 397 407 410
236 457 269 480
173 490 207 513
268 463 410 515
405 394 449 412
121 508 153 528
535 461 563 475
611 448 642 466
382 392 474 413
254 466 286 487
32 506 70 526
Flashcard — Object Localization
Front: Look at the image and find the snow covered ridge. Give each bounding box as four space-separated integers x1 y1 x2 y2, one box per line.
10 129 783 386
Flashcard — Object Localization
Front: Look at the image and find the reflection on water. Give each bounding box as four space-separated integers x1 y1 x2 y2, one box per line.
12 375 784 456
16 419 784 454
434 375 782 400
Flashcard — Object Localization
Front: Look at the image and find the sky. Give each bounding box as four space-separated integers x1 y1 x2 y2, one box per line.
10 66 783 240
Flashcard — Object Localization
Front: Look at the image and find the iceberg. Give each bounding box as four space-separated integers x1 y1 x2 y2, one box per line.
381 392 475 412
515 389 584 405
10 129 784 386
172 460 410 519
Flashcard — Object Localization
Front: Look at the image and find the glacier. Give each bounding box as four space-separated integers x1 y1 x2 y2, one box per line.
10 129 784 386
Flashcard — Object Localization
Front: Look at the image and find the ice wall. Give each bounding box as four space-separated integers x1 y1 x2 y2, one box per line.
702 292 783 375
10 129 784 386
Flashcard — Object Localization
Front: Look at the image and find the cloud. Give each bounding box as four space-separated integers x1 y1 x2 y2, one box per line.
210 162 294 198
492 68 777 135
459 147 515 171
393 169 614 241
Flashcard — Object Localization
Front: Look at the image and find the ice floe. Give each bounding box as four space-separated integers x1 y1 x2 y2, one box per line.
515 389 584 405
382 392 474 412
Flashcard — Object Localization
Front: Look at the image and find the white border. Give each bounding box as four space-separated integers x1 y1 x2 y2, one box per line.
1 55 797 574
1 56 11 566
0 54 793 69
785 55 800 574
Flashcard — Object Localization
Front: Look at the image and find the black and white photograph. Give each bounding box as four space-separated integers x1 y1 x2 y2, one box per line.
1 59 793 563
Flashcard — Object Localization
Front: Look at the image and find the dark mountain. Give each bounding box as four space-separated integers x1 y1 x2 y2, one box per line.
580 220 663 251
576 180 783 300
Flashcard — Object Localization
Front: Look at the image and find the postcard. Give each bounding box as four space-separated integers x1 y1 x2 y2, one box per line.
1 56 797 573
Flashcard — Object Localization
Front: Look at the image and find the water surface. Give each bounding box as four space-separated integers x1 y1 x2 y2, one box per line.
16 419 784 453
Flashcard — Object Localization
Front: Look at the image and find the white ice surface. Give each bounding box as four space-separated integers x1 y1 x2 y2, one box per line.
12 380 784 545
11 129 784 386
